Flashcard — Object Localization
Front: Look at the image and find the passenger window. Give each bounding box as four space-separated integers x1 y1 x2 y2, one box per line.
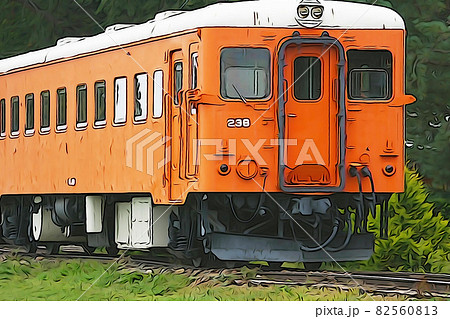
347 50 392 100
153 70 164 119
56 88 67 130
10 96 19 136
294 57 321 100
0 99 5 137
95 81 106 126
40 90 50 133
25 93 34 134
174 62 183 105
191 53 198 89
220 48 271 100
76 84 87 128
114 77 127 124
134 73 148 122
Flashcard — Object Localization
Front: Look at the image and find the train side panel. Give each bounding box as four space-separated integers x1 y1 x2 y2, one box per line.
0 31 200 204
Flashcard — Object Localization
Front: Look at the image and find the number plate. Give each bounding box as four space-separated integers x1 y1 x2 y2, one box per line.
227 118 251 128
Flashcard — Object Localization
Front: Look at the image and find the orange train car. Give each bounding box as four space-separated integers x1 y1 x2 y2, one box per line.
0 0 415 266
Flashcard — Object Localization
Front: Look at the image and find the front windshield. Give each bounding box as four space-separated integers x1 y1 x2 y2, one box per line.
220 48 270 100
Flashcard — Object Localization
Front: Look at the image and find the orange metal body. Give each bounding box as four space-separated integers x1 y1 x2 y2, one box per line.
0 27 409 204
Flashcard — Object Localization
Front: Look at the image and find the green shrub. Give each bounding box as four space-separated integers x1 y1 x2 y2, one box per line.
363 168 450 273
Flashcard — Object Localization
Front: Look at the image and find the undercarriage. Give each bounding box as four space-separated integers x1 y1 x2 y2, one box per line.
0 191 391 266
169 192 391 264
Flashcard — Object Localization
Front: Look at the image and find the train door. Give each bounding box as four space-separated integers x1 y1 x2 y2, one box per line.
185 43 199 179
168 50 186 202
280 41 343 191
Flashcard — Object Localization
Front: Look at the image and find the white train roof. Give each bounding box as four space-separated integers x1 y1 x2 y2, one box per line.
0 0 405 74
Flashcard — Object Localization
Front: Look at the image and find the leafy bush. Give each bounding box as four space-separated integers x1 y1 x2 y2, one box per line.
362 168 450 273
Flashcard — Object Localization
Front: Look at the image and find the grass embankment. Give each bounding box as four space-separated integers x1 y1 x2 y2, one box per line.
0 254 409 301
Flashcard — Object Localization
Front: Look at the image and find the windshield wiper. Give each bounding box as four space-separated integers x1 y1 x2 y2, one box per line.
232 84 247 104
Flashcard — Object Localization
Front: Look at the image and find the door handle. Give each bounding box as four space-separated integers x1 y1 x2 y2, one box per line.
287 113 297 118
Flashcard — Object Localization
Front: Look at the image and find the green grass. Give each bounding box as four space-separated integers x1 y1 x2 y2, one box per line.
0 253 427 301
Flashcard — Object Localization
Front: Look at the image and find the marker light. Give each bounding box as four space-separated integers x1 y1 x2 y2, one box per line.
311 6 324 19
298 5 309 18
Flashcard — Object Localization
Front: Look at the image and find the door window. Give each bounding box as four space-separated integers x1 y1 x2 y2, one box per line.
174 62 183 105
153 70 164 119
294 57 321 100
191 53 198 89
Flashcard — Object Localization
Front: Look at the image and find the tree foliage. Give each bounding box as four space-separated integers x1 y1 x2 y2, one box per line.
0 0 242 58
0 0 448 208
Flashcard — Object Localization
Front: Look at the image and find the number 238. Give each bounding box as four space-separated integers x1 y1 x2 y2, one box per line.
227 118 251 128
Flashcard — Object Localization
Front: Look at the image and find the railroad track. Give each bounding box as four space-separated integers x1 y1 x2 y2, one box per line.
1 244 449 298
242 270 450 298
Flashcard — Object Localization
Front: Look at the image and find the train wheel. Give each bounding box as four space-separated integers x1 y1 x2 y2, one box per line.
24 241 37 254
223 261 247 269
83 245 96 255
267 262 284 270
191 257 202 268
106 246 119 256
0 226 5 244
25 209 39 253
45 243 59 255
191 253 219 268
304 262 322 271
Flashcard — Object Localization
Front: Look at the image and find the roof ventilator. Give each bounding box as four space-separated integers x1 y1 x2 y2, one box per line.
56 37 85 46
105 24 135 33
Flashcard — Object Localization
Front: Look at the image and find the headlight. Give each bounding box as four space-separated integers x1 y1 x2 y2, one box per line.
298 5 309 18
311 6 324 19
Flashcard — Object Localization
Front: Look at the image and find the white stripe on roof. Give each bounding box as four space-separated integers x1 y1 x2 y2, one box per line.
0 0 405 74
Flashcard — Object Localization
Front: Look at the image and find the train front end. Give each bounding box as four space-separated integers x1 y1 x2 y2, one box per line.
171 0 416 265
